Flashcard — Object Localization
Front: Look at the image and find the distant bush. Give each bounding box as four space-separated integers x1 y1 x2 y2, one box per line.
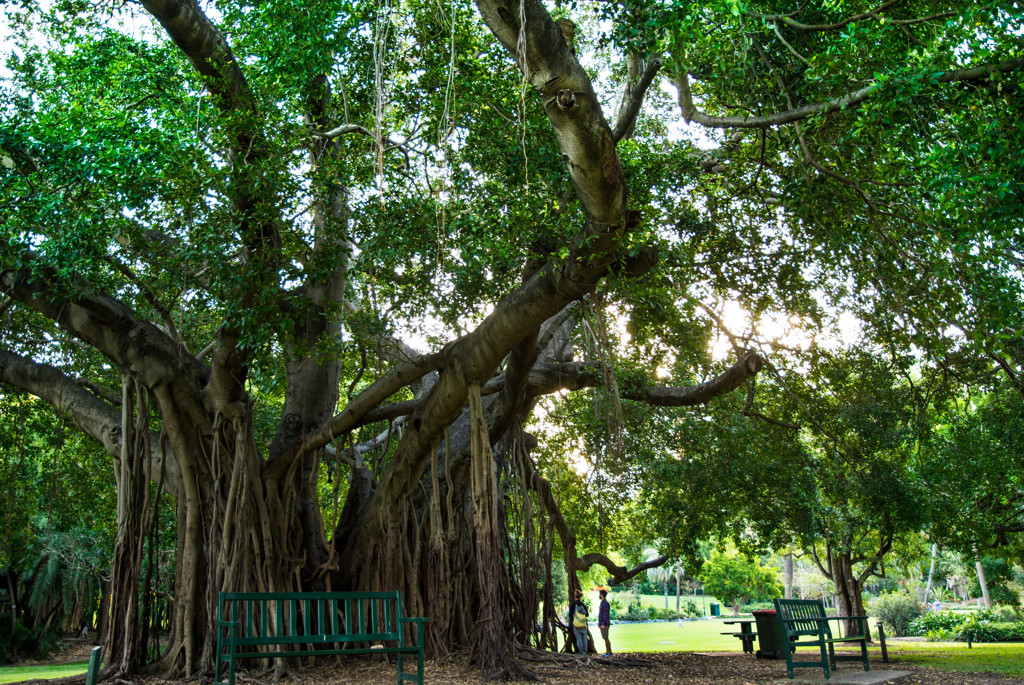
913 607 1024 643
872 591 923 637
925 628 957 641
993 605 1022 623
0 615 61 663
957 612 998 642
910 610 966 636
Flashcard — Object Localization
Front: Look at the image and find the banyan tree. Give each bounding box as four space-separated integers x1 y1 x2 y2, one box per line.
2 0 1021 680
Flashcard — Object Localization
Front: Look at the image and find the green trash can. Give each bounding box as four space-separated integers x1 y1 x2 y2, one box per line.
710 603 720 617
752 609 786 659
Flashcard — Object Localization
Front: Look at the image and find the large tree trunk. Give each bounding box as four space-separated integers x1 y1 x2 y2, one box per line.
103 376 152 676
784 553 794 599
830 552 870 641
675 568 681 612
975 558 992 609
924 544 937 602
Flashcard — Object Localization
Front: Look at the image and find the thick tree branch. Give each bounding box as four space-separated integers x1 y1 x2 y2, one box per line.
0 349 180 496
0 265 209 394
141 0 282 416
139 0 256 114
348 0 639 532
674 56 1024 130
576 552 669 585
611 57 663 143
366 349 765 423
526 351 763 407
270 352 445 475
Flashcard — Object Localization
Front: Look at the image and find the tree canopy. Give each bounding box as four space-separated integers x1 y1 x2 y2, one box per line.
1 0 1022 678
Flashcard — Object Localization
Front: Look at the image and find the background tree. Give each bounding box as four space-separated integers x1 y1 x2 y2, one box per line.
698 548 781 616
920 379 1024 557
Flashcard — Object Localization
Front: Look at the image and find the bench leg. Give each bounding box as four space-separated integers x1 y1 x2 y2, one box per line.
227 641 237 685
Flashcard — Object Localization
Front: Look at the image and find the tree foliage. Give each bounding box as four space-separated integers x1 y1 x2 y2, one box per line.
1 0 1022 678
698 548 781 616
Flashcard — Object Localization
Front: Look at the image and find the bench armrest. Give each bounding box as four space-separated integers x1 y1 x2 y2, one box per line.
399 616 429 648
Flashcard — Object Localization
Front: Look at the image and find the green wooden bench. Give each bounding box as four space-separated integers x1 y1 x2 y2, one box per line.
84 646 101 685
215 591 427 685
773 598 870 680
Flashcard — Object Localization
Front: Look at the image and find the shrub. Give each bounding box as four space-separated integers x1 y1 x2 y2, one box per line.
993 605 1021 623
0 617 60 663
872 591 923 637
909 610 966 636
622 597 649 621
925 628 958 641
957 614 1024 642
957 613 998 642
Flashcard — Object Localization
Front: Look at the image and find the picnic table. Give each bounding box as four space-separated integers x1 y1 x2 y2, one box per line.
721 617 757 654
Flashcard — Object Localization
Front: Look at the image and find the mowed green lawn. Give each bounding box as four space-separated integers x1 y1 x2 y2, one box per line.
883 640 1024 677
613 592 726 614
560 618 758 652
0 660 89 684
607 619 749 652
591 619 1024 677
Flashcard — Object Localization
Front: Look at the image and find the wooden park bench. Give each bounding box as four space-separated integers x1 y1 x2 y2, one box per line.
773 598 870 680
215 591 427 685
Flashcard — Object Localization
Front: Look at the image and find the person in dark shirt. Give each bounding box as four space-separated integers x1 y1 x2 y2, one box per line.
597 588 612 656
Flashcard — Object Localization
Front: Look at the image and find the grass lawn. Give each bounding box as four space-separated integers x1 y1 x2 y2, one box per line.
632 592 725 614
883 640 1024 677
592 619 1024 678
608 619 749 652
0 660 89 684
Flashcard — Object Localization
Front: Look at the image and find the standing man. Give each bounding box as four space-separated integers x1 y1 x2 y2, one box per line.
598 588 612 657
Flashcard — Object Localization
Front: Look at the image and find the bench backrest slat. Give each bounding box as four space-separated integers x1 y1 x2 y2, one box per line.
218 591 405 644
774 598 832 638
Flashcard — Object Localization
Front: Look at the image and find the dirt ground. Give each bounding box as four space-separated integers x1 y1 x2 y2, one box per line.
22 639 1024 685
